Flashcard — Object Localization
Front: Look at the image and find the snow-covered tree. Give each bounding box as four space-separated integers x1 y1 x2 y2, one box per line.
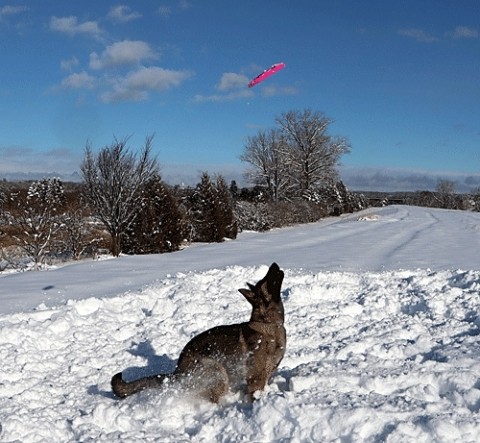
241 109 351 201
0 185 6 208
81 136 159 256
123 175 186 254
276 109 350 195
58 190 106 261
241 129 292 201
12 178 66 270
215 175 238 239
436 179 457 209
185 172 237 242
471 187 480 212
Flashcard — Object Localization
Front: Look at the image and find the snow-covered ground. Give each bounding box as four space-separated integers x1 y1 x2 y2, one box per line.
1 205 480 442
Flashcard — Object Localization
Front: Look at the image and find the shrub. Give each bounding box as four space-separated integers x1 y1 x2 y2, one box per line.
184 173 237 243
123 177 187 254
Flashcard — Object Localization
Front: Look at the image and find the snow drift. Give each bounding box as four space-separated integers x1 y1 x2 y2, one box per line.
1 206 480 442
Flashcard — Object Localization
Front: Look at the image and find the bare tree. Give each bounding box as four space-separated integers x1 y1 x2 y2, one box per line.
241 109 351 201
59 202 105 261
436 179 456 209
276 109 350 195
81 135 159 256
241 129 292 201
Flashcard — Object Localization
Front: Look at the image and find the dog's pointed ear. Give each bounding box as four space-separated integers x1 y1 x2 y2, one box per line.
238 287 255 302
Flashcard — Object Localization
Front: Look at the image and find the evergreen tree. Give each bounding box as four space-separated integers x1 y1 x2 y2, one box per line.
216 175 238 240
123 175 186 254
186 172 237 242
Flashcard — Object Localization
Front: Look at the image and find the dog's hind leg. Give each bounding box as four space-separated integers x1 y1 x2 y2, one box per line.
185 358 229 403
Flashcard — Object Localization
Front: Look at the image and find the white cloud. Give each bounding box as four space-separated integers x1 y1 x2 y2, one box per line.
60 56 80 71
195 69 295 103
0 5 28 19
398 28 439 43
216 73 249 91
90 40 158 70
101 87 147 103
157 1 191 18
61 71 95 90
340 165 480 193
107 5 141 23
178 0 192 11
194 89 253 103
261 85 298 97
194 71 252 102
101 66 192 103
50 16 102 38
157 6 172 18
399 26 479 44
0 146 81 176
447 26 478 39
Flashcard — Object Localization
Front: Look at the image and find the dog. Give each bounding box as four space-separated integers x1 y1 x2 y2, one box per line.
111 263 286 402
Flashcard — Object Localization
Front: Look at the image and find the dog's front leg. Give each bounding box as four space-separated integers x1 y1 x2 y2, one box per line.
246 367 269 401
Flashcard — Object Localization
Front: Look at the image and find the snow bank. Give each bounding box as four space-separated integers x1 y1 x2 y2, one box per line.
2 205 480 315
1 265 480 442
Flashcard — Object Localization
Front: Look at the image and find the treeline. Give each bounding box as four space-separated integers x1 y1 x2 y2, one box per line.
0 174 365 271
366 179 480 211
1 108 368 270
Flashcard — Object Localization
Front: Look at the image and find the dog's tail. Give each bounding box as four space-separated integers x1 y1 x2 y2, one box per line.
111 372 172 398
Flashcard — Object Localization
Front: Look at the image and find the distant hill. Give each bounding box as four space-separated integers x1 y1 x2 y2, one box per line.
0 171 82 183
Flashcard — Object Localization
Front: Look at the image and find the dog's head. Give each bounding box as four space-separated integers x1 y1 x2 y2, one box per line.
238 263 284 324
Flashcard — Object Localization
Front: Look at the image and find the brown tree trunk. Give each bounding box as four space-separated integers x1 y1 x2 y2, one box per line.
111 233 121 257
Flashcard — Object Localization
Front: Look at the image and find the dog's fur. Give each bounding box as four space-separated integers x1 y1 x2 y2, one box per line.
111 263 286 402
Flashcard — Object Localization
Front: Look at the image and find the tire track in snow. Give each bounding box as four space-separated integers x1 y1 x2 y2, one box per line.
363 208 441 270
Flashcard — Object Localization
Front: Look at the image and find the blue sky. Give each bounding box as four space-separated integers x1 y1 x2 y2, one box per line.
0 1 479 191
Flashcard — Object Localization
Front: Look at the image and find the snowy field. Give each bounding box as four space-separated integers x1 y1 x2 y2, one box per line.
1 205 480 442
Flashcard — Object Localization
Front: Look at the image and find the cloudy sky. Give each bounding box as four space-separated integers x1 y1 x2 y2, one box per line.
0 0 479 191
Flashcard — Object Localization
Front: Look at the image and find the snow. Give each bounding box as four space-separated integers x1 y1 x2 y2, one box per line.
1 205 480 442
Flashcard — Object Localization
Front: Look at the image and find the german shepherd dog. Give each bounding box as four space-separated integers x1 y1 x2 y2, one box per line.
111 263 286 402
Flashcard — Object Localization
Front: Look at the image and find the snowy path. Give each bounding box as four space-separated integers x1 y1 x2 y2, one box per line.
1 206 480 442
